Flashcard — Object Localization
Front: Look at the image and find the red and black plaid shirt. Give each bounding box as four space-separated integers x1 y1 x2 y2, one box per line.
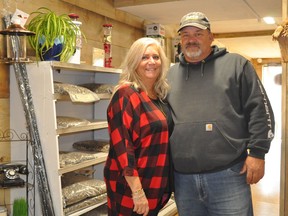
104 84 171 215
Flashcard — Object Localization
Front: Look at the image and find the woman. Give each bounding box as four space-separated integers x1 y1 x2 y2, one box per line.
104 37 174 216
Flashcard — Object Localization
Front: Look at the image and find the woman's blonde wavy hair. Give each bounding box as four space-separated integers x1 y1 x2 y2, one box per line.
113 37 169 100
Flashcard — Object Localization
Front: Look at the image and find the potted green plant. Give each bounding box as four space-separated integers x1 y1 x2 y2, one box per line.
13 198 28 216
27 7 82 62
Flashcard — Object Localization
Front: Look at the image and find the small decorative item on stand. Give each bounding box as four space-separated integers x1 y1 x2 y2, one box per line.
0 19 35 63
0 163 28 187
103 23 112 67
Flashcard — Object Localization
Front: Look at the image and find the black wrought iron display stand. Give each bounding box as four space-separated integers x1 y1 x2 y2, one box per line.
0 129 35 216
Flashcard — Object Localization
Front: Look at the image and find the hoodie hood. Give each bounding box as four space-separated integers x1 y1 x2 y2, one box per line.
179 45 227 80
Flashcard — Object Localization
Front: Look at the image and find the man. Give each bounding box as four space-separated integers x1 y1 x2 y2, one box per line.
167 11 275 216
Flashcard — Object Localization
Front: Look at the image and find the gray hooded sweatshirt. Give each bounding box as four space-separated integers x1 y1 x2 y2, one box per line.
167 45 275 173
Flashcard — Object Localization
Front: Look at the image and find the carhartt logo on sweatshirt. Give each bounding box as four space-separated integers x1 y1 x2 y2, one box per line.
205 123 213 131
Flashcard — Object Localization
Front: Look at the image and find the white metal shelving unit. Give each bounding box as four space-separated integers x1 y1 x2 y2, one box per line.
10 61 120 216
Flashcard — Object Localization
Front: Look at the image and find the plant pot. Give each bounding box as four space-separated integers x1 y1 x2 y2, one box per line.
41 43 63 61
13 198 27 216
39 35 64 61
27 8 82 62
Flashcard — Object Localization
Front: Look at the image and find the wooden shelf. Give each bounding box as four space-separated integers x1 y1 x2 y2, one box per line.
51 61 122 74
54 93 111 101
57 121 108 135
67 200 107 216
58 152 108 175
96 93 112 100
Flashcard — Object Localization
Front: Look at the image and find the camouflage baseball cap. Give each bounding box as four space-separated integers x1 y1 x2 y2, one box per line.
178 12 210 32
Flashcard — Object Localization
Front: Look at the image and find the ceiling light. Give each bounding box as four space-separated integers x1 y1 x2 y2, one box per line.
263 17 276 24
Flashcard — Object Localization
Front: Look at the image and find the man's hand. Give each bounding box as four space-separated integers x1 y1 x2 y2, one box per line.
240 156 265 184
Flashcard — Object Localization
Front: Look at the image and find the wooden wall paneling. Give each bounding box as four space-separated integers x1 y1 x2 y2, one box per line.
0 5 10 207
281 62 288 216
61 0 145 29
0 64 10 176
0 98 10 213
0 64 9 98
112 22 145 48
280 0 288 214
0 98 10 154
165 37 172 63
0 98 11 161
281 0 288 200
0 23 5 59
80 15 145 66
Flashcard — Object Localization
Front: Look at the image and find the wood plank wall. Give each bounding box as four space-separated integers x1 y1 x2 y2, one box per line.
0 63 10 209
281 63 288 216
0 63 10 161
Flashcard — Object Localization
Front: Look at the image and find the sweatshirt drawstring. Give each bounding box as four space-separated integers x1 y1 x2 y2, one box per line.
185 60 206 80
185 63 189 80
201 60 205 77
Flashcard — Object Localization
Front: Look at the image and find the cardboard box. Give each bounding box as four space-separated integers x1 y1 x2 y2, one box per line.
146 24 165 37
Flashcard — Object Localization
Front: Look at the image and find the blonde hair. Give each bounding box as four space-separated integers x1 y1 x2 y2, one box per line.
114 37 169 100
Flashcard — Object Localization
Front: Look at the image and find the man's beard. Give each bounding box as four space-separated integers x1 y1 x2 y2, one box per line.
183 43 202 59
